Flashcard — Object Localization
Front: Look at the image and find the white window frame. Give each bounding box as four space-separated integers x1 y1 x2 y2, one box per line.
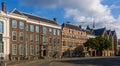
19 21 24 29
12 20 17 28
12 31 17 41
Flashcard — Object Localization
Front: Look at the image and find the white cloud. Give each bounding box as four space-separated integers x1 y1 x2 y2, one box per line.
20 0 120 38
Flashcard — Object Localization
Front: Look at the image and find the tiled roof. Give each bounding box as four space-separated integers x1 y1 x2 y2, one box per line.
93 28 105 36
62 23 80 30
10 9 58 25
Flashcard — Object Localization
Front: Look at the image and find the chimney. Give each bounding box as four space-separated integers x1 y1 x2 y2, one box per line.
2 2 6 13
53 18 57 22
79 25 82 29
66 21 70 23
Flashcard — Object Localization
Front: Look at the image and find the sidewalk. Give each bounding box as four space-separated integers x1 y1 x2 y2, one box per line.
6 59 49 66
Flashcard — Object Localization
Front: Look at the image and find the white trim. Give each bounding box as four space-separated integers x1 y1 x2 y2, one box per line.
7 13 27 20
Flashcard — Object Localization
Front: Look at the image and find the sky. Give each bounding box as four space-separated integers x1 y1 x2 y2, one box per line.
0 0 120 38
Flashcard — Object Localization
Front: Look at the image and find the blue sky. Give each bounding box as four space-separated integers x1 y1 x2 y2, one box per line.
0 0 72 25
1 0 120 38
1 0 119 25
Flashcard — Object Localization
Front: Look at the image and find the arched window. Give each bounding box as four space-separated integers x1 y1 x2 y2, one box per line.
0 22 4 33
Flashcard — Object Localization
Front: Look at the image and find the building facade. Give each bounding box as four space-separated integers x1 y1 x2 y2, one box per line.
61 23 87 57
117 39 120 55
86 26 118 56
0 2 118 61
0 2 61 60
86 26 96 56
94 28 117 56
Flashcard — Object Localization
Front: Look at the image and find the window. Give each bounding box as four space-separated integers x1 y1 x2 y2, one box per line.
49 37 52 43
12 20 17 28
57 30 60 36
12 31 17 41
0 42 3 53
69 29 73 34
49 46 52 51
30 45 34 55
43 27 47 34
12 44 17 55
36 45 39 55
0 22 4 33
54 38 56 44
63 41 66 46
79 31 83 35
19 22 24 29
36 26 39 33
49 28 52 34
53 29 56 35
30 25 34 32
58 39 60 44
36 35 39 44
0 34 3 42
26 24 28 31
20 32 24 41
19 44 24 55
70 42 72 47
42 36 47 44
30 34 34 42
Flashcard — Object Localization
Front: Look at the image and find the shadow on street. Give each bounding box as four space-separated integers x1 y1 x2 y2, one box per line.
58 57 120 66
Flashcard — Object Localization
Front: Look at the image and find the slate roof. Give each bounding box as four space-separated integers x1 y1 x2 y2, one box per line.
93 28 105 36
86 30 94 35
111 31 115 36
86 25 94 35
107 30 111 35
12 9 23 15
10 9 58 25
62 23 80 30
22 13 58 25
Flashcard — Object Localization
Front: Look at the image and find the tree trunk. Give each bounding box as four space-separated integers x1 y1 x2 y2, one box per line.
96 50 102 56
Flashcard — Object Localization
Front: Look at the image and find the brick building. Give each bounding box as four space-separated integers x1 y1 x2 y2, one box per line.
117 39 120 55
94 28 117 56
86 26 96 56
61 22 87 57
86 27 118 56
0 2 61 60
